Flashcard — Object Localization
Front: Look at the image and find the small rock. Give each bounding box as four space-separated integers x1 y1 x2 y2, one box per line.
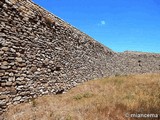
20 91 30 96
0 83 5 87
35 71 41 75
5 82 12 86
1 47 8 52
9 87 17 94
30 66 37 73
2 61 8 66
9 73 14 76
16 57 23 62
0 100 6 106
23 17 29 21
4 72 9 75
16 81 25 85
0 65 11 70
16 52 21 57
13 101 20 105
12 5 18 9
43 58 49 65
21 74 27 77
0 70 5 73
18 63 26 67
37 68 41 71
0 95 8 100
0 51 4 55
5 0 13 5
13 96 21 101
9 62 15 66
8 57 15 60
0 33 6 37
10 48 16 52
16 77 24 81
8 77 15 82
0 73 4 77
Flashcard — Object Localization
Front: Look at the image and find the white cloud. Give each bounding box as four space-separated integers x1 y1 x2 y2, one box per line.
101 20 106 25
98 20 106 26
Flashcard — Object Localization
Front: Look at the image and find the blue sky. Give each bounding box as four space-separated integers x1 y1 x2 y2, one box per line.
32 0 160 53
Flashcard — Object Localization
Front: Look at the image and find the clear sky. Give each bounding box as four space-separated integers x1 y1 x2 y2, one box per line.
32 0 160 53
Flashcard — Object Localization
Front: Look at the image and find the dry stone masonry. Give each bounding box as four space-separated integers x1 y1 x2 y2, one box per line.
0 0 160 115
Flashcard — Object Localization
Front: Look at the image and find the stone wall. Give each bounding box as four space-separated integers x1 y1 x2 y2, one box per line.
0 0 160 115
107 52 160 75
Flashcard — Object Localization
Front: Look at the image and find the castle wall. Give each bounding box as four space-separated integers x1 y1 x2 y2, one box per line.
0 0 160 114
0 0 114 114
109 52 160 75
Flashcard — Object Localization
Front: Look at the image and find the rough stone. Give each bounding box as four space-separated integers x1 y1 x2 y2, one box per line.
16 57 23 62
8 77 15 82
0 51 4 55
0 65 11 70
0 73 4 77
5 82 12 86
8 57 15 60
10 48 16 53
9 87 17 94
13 96 21 102
5 0 13 5
30 66 37 73
1 47 9 52
0 95 8 100
2 61 8 66
16 77 24 81
0 83 6 87
0 101 6 106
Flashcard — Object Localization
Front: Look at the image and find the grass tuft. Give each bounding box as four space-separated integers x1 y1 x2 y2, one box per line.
73 92 94 100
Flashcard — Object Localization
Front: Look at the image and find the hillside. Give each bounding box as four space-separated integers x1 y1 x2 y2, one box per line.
3 73 160 120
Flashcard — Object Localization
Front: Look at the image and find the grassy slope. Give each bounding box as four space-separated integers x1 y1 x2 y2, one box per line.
3 74 160 120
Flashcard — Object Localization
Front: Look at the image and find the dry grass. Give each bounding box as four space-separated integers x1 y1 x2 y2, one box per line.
3 73 160 120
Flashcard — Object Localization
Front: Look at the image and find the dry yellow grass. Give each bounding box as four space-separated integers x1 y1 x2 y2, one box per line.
3 73 160 120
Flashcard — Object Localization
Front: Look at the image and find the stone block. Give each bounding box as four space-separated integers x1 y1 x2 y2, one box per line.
5 82 12 86
0 95 8 100
15 57 23 62
1 47 8 52
13 96 21 102
0 100 6 106
0 65 11 70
